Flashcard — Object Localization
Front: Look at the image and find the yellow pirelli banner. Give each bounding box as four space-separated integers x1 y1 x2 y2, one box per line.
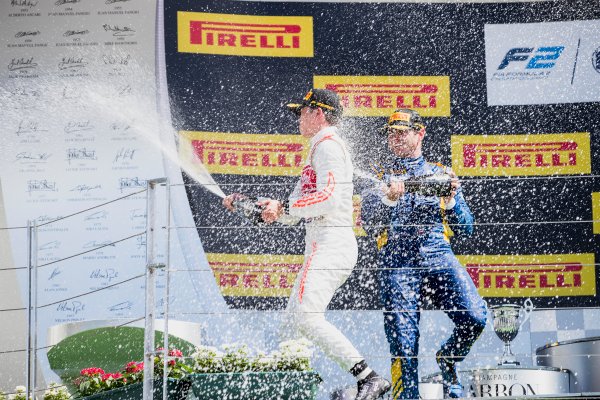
179 131 308 176
457 254 596 298
593 192 600 235
177 12 314 57
207 253 303 297
451 132 591 176
313 75 450 117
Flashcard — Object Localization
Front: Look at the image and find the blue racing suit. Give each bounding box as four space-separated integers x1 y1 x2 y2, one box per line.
361 156 487 400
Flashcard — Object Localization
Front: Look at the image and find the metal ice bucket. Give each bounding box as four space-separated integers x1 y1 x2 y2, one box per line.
536 336 600 393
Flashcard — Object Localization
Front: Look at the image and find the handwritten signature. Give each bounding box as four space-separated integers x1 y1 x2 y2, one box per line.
58 56 87 70
28 180 57 192
70 184 101 193
119 177 146 190
103 54 131 66
67 147 96 160
90 268 119 282
62 86 82 100
110 121 132 131
117 84 132 96
35 215 62 224
109 301 133 311
56 301 85 315
55 0 80 5
64 29 89 37
114 147 136 163
11 0 38 8
15 152 51 162
8 57 37 72
103 24 135 37
16 120 47 135
39 240 61 251
15 30 41 38
64 120 93 133
85 210 108 220
129 208 146 220
82 240 115 249
10 88 41 99
48 268 62 280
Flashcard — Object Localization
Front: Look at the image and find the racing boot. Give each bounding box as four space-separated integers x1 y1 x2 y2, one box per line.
355 373 391 400
436 351 464 398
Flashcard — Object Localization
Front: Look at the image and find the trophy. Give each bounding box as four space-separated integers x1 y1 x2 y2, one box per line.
490 299 534 365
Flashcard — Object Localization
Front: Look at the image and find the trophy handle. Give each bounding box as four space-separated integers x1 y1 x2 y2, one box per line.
518 298 534 330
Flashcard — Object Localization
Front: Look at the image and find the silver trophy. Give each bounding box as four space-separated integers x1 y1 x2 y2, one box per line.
490 298 534 365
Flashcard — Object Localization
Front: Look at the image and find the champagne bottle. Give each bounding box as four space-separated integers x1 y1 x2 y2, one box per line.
401 173 453 197
232 196 264 225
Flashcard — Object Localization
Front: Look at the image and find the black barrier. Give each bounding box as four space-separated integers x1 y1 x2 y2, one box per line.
164 0 600 310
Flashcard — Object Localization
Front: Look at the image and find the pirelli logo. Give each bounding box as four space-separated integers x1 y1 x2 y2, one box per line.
313 76 450 117
451 133 591 176
177 12 314 57
179 131 308 176
207 253 303 297
457 254 596 297
593 192 600 235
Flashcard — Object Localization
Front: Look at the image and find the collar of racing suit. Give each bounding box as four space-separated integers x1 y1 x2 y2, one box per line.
392 155 425 175
309 125 338 147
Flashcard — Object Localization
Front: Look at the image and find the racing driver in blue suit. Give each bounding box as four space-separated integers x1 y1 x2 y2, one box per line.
360 109 487 399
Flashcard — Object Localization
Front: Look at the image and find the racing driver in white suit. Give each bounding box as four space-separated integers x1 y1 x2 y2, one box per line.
223 89 390 400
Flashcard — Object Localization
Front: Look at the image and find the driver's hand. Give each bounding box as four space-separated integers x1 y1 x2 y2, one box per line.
222 193 245 212
258 199 283 223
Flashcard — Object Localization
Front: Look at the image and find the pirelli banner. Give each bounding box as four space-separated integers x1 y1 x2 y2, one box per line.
165 1 600 310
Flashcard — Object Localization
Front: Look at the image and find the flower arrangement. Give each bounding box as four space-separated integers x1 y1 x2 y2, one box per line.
154 348 193 380
73 368 127 397
0 383 69 400
73 347 192 397
43 383 71 400
67 340 314 398
192 338 314 374
7 386 28 400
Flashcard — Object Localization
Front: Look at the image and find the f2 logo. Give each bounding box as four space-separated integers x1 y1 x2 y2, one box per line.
497 46 565 70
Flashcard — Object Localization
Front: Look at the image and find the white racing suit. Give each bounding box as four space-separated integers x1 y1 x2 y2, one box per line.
279 126 363 371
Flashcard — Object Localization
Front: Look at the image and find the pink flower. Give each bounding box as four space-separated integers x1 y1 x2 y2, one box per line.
168 349 183 358
125 361 144 373
168 360 176 367
81 368 105 376
156 347 184 358
101 372 122 381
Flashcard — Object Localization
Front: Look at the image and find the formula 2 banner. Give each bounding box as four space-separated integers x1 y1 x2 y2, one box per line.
485 20 600 105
